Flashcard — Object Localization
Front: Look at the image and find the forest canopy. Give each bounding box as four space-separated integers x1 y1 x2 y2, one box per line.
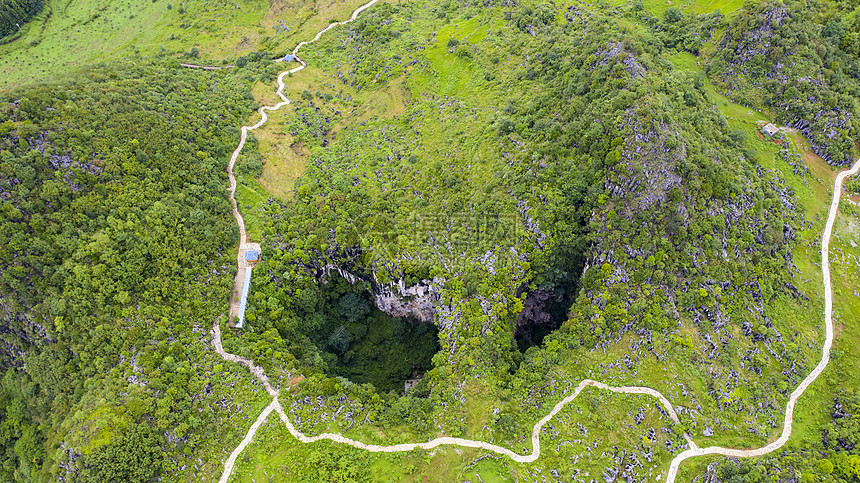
0 57 276 480
0 0 43 38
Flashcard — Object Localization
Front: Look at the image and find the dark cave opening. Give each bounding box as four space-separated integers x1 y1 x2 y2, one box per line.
514 287 573 352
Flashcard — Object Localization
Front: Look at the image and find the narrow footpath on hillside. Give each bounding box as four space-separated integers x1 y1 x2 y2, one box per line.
210 1 860 479
664 157 860 479
179 63 234 70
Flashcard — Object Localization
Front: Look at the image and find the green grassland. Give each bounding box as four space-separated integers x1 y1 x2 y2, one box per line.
0 0 374 90
0 0 254 88
236 174 268 241
608 0 745 18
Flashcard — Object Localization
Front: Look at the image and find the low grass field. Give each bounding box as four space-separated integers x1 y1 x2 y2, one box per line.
0 0 373 90
242 62 413 199
608 0 746 17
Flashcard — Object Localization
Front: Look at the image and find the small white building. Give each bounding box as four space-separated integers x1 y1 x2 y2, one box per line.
762 123 779 137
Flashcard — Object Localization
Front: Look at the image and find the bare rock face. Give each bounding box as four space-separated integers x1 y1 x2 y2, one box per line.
372 277 444 323
721 4 788 68
597 42 646 79
785 110 854 166
322 263 442 323
607 112 683 210
0 296 50 365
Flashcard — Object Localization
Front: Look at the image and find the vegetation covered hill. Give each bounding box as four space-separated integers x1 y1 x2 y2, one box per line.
0 0 858 481
0 58 283 480
233 0 857 479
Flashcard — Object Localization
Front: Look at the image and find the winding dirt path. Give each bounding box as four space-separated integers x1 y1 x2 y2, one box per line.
179 63 234 70
665 157 860 479
212 321 279 397
214 302 693 479
212 0 860 478
212 319 285 481
218 398 280 483
267 379 696 462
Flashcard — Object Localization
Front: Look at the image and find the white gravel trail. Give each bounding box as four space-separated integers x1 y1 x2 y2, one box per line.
267 379 695 462
665 156 860 479
218 398 280 483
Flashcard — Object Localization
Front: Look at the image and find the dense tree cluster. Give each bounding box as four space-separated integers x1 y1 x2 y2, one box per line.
633 4 724 55
0 59 261 479
81 424 164 483
0 0 42 38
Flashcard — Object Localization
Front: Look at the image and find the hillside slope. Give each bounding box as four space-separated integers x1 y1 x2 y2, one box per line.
0 0 858 481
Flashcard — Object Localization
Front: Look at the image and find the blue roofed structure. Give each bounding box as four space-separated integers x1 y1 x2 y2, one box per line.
283 54 295 62
245 250 261 262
